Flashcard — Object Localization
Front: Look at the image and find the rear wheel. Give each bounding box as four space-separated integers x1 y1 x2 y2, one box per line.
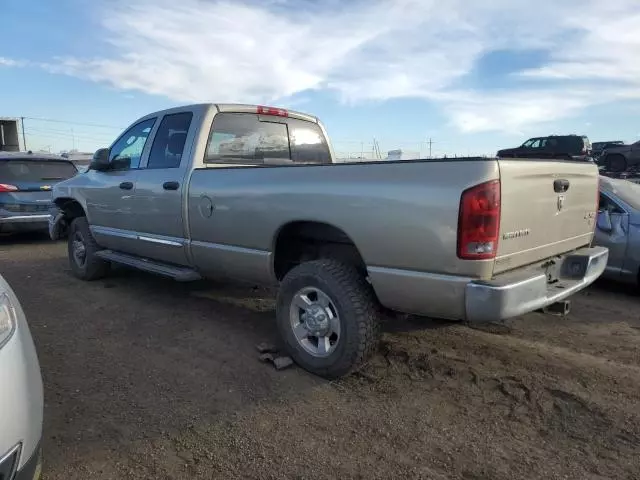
276 259 381 378
605 154 627 173
68 217 110 281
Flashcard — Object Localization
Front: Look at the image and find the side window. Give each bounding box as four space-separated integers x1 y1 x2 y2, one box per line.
288 118 331 164
599 193 623 214
529 139 541 148
205 113 289 165
109 118 156 169
147 112 193 169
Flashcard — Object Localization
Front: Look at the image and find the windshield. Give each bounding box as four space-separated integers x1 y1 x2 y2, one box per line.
0 159 77 182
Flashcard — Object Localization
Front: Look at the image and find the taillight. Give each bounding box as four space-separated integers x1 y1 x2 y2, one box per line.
457 180 501 260
0 184 17 192
257 106 288 117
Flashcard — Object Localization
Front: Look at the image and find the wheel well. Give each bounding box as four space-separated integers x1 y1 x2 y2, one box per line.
54 198 85 218
273 221 366 280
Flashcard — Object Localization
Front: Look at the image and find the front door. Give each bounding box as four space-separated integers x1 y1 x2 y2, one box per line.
86 117 157 253
129 110 195 266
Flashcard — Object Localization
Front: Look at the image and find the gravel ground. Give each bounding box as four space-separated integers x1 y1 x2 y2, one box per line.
1 233 639 480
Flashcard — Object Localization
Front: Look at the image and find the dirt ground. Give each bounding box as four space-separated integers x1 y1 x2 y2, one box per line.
1 234 639 480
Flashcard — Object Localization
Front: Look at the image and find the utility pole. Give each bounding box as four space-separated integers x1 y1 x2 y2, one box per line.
427 137 434 158
21 117 27 151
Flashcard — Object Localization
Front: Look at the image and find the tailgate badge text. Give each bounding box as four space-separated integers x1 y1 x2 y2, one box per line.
503 229 530 240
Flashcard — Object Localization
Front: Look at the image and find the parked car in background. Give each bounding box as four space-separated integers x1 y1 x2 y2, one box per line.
0 152 78 234
0 273 43 480
592 141 624 159
595 176 640 285
50 103 606 378
599 140 640 173
497 135 592 161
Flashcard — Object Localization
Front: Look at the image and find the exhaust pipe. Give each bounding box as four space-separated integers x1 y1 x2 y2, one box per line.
541 300 571 317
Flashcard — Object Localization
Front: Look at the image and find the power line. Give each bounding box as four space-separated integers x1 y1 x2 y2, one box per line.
22 116 125 130
24 131 114 144
25 127 114 141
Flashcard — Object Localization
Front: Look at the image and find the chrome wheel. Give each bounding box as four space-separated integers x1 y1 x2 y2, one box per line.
71 231 87 267
289 286 340 358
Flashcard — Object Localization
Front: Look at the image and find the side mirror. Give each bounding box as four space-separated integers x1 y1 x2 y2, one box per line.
596 210 613 232
89 148 111 171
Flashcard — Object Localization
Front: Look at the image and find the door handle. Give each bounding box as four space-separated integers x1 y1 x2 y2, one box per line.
553 179 570 193
163 181 180 191
119 182 133 190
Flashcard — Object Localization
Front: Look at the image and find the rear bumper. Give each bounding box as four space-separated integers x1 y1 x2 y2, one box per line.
0 215 50 224
0 215 50 233
367 246 608 323
465 246 608 323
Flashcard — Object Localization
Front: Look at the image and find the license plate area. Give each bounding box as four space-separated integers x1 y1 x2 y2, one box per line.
560 255 589 279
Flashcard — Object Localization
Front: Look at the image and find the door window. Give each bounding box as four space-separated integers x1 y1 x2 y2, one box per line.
109 118 156 170
147 112 193 169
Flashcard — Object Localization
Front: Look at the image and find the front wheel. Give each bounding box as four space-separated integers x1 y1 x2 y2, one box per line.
276 259 381 378
68 217 110 281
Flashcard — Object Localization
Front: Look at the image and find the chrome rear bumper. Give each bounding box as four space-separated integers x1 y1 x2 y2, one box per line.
465 246 608 323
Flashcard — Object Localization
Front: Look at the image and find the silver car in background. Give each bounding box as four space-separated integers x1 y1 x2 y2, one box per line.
0 274 43 480
595 176 640 285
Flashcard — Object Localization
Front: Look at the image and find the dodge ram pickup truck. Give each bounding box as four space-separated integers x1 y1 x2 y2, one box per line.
49 103 608 378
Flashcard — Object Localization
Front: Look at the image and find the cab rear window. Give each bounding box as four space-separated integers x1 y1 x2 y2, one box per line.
0 160 77 182
204 113 331 165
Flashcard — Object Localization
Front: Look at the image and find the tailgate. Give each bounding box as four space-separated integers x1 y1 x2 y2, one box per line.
494 159 598 274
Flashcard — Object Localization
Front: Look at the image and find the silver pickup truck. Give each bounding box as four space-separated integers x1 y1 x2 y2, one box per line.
50 103 607 378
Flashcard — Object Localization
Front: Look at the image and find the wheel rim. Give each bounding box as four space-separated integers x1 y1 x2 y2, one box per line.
71 231 87 267
289 286 341 358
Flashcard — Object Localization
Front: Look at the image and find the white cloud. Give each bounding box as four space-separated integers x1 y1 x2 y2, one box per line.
0 57 26 67
16 0 640 132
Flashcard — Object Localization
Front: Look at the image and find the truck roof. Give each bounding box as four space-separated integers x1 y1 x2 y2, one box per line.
138 103 319 124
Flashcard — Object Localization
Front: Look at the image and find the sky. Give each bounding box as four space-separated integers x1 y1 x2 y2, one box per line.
1 0 640 158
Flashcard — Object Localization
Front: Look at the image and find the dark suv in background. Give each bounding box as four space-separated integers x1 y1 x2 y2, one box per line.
592 140 624 159
598 141 640 173
497 135 592 161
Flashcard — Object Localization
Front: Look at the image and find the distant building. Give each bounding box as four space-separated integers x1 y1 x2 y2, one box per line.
0 117 23 151
387 149 403 160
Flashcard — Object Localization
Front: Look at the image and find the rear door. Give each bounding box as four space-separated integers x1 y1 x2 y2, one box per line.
494 159 598 274
129 110 195 265
0 158 77 215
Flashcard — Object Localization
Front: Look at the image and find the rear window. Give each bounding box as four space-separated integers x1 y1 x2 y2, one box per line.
288 118 331 164
605 179 640 211
0 160 77 182
204 113 330 165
